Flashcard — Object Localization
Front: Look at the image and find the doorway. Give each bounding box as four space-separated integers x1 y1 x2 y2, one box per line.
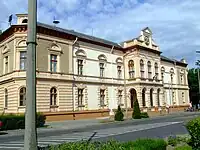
130 88 137 108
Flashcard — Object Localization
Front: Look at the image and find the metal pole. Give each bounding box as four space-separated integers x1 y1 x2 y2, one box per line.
198 68 200 105
24 0 37 149
123 55 128 119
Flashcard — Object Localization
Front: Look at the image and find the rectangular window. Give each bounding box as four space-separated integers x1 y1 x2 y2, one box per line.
77 59 83 75
118 90 123 105
100 63 104 77
5 56 8 74
100 89 105 106
117 66 122 79
20 51 27 70
78 89 84 106
50 54 57 72
5 90 8 108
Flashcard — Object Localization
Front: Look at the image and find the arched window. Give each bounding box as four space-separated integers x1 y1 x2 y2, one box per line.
157 89 160 106
150 88 154 107
147 61 152 78
128 60 134 79
98 54 107 77
5 89 8 108
161 66 165 82
22 19 28 23
170 68 174 83
19 87 26 106
140 59 145 78
50 87 57 106
155 62 158 78
142 88 146 107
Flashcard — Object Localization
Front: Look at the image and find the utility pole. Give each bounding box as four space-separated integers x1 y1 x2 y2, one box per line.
24 0 37 149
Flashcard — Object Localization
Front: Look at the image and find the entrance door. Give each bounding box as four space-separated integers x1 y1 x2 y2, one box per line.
130 88 137 108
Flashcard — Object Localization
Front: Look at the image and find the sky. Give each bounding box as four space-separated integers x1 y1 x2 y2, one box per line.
0 0 199 68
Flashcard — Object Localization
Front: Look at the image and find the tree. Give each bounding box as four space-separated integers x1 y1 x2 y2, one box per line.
188 68 199 107
132 99 141 119
114 105 124 121
0 30 2 35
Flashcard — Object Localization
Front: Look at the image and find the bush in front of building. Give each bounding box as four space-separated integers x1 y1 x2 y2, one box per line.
186 117 200 149
0 113 46 130
114 105 124 121
140 112 149 118
132 99 141 119
48 138 167 150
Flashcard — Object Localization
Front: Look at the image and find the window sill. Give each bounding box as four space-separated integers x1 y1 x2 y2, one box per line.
50 105 59 108
18 106 26 109
78 105 85 107
119 104 124 106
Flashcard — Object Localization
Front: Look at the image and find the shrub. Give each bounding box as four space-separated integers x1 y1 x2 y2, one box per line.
0 113 46 130
114 105 124 121
186 117 200 149
141 112 149 118
174 145 192 150
130 138 167 150
49 139 167 150
132 99 141 119
168 135 178 146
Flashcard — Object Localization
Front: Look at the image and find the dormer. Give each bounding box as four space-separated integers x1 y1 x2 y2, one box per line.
16 14 28 25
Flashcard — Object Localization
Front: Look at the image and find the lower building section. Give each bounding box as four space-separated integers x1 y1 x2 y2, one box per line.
0 79 190 121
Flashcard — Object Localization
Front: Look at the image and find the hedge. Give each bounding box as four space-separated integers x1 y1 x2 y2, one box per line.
49 138 167 150
114 105 124 121
186 117 200 150
0 113 46 130
140 112 149 118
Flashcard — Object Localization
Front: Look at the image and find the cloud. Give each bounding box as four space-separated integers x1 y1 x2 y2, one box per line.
0 0 199 68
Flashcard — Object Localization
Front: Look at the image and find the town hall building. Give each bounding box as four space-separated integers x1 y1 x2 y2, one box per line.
0 14 189 121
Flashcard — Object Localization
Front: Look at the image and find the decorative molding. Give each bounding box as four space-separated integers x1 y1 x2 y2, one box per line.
75 83 86 89
16 37 27 48
2 44 10 54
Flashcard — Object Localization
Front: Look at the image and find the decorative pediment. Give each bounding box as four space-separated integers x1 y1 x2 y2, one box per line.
100 85 107 90
116 57 123 64
98 54 107 62
16 38 27 48
48 41 62 53
142 27 152 35
75 49 86 57
76 83 86 89
116 86 123 91
2 44 10 54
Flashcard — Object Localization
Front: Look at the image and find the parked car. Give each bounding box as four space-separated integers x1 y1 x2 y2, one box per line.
0 120 3 130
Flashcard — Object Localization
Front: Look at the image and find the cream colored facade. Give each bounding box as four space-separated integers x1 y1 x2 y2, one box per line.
0 14 189 115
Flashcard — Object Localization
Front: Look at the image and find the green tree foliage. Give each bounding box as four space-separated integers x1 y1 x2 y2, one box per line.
188 68 199 105
114 105 124 121
132 99 141 119
188 68 199 92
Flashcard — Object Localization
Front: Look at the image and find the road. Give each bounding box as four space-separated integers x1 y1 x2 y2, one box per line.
0 112 199 150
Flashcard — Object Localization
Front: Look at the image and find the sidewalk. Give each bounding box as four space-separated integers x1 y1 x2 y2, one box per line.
0 112 199 138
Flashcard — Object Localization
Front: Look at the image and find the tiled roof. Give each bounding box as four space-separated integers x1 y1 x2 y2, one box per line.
37 22 122 48
160 55 187 66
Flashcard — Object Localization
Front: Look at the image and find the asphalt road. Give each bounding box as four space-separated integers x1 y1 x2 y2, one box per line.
95 122 188 142
0 112 199 149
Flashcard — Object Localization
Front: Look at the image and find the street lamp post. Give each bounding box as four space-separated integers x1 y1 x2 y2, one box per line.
24 0 38 149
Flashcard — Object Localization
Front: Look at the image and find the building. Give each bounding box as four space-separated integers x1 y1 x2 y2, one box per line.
0 14 189 121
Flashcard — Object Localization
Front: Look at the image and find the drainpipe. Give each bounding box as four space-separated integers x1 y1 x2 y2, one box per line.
72 37 78 119
110 46 114 116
